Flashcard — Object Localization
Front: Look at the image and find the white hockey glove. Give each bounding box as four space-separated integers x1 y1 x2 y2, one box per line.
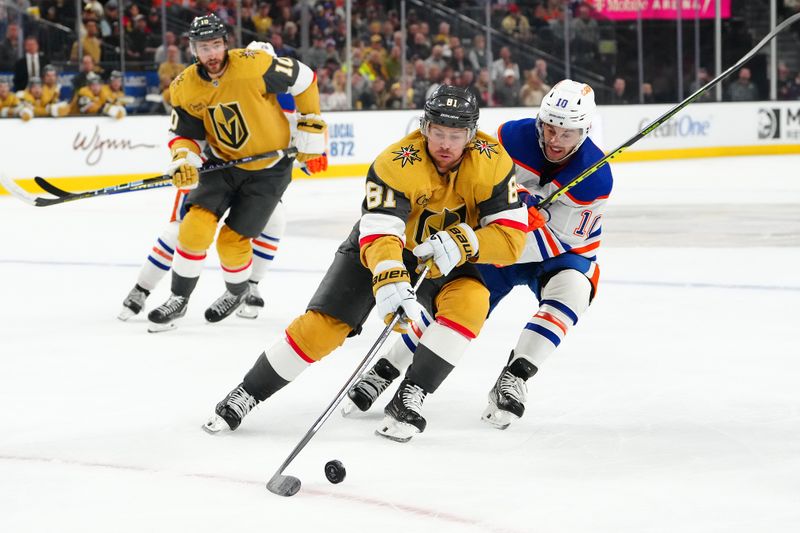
47 101 70 117
167 148 203 189
413 223 479 278
18 104 33 122
246 40 276 56
293 113 327 163
372 261 423 333
103 103 126 120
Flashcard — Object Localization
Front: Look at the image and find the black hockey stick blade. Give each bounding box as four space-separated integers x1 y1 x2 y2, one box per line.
33 177 72 197
266 474 301 497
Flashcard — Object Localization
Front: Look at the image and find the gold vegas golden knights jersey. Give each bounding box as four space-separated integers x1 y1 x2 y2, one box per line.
20 89 58 117
358 129 528 274
168 48 321 171
72 85 116 115
0 92 20 117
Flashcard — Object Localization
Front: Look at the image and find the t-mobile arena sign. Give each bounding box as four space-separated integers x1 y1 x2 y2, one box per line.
588 0 731 20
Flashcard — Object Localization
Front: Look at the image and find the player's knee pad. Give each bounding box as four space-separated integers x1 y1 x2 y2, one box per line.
178 206 218 252
434 277 490 339
285 310 352 362
217 225 252 268
540 269 592 326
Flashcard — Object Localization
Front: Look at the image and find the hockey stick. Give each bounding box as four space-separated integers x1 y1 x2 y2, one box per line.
1 147 298 207
537 11 800 210
267 264 431 497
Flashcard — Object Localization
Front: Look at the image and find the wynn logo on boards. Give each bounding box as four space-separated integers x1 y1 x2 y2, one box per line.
72 125 158 166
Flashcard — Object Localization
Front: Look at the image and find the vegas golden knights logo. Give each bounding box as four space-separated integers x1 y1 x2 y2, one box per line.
208 102 250 149
414 205 468 245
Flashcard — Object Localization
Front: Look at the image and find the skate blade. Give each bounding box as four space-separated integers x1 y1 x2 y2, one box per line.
147 321 177 333
375 416 419 443
202 414 229 434
236 305 260 319
117 307 138 321
480 404 518 430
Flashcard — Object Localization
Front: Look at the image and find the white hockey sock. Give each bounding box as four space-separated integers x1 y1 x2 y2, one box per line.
514 269 591 368
221 258 253 287
172 246 207 279
384 310 432 370
266 335 313 382
250 202 286 283
136 222 179 291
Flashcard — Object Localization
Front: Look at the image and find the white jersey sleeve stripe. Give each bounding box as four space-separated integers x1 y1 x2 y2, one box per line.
358 213 406 245
288 62 315 96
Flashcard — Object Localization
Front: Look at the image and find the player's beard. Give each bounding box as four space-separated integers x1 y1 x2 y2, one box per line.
201 53 227 76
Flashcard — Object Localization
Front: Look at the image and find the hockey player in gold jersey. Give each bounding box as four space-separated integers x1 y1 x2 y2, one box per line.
41 65 69 117
0 79 21 118
147 14 326 331
72 72 126 119
205 85 530 442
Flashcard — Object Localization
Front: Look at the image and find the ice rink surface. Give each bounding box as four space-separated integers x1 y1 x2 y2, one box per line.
1 155 799 533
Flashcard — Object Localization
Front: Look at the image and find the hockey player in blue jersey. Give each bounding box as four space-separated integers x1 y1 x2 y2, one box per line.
343 79 613 430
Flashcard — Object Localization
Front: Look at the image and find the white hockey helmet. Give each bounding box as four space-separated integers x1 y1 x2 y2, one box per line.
536 79 596 162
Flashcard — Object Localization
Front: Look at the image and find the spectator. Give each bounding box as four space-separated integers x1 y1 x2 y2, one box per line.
490 46 519 83
385 44 403 81
357 76 387 110
154 32 177 65
367 33 387 60
425 64 443 100
424 44 446 72
126 14 151 65
252 2 273 39
777 62 794 100
408 31 431 61
787 70 800 100
571 3 599 69
359 49 389 82
303 36 328 71
450 46 469 74
70 19 102 63
284 21 300 49
533 58 550 86
610 77 628 104
501 4 531 42
100 0 119 38
519 69 550 106
158 45 185 92
0 24 21 71
727 67 758 101
433 21 450 47
384 81 406 109
642 82 656 104
468 33 489 72
322 68 348 111
14 35 49 92
411 59 429 108
688 67 714 102
472 67 493 107
494 68 521 107
270 33 297 59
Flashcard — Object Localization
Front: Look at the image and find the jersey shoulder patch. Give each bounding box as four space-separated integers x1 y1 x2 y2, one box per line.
497 118 537 161
372 130 428 190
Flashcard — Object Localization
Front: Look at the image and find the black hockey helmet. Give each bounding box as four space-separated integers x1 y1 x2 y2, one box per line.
188 14 227 43
421 85 479 138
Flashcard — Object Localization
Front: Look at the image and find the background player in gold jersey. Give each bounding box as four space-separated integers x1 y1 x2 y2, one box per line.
204 86 530 442
0 79 21 117
147 14 326 332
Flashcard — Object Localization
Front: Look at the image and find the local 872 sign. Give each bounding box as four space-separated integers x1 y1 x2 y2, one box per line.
589 0 731 20
757 107 800 141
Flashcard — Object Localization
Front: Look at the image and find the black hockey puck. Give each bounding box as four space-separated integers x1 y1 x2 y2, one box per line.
324 460 346 484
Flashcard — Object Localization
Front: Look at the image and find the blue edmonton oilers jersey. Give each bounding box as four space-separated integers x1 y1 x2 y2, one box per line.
497 117 613 264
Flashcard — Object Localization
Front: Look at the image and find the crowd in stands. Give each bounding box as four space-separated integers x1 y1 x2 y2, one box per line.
1 0 800 120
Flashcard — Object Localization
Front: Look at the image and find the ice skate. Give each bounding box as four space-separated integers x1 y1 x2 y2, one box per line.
203 384 259 433
147 294 188 332
236 281 264 319
205 289 247 323
481 357 537 430
118 284 150 321
375 378 427 443
342 358 401 416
